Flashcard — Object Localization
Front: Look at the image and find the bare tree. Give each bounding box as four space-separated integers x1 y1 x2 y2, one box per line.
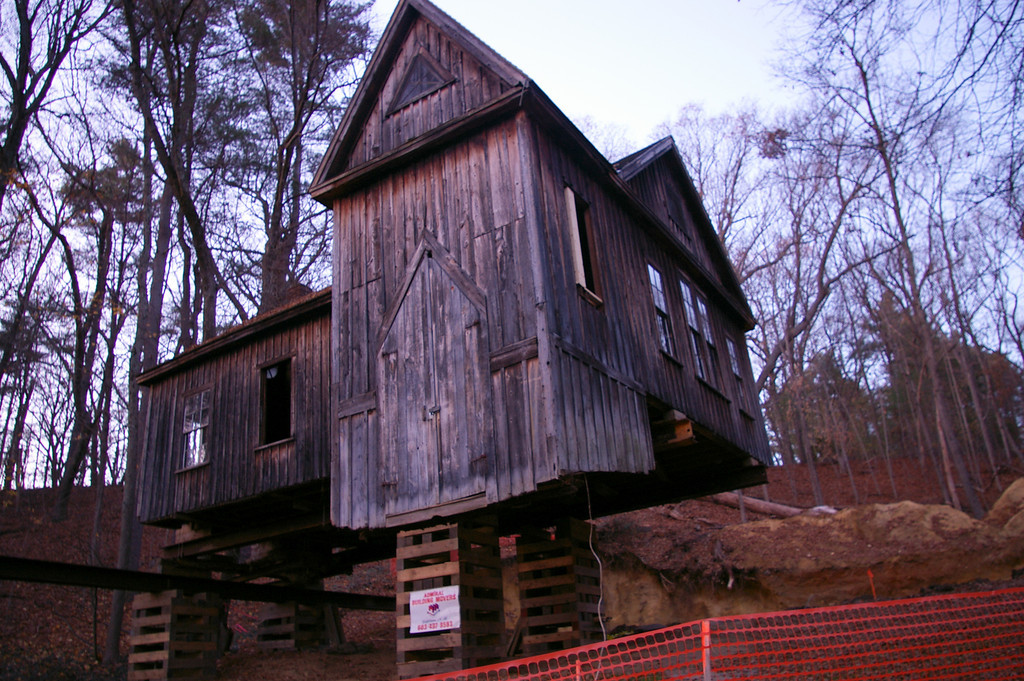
0 0 112 213
220 0 369 311
777 0 1024 516
119 0 237 344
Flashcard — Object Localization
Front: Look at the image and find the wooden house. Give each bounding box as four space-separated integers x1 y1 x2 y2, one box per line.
135 0 770 553
131 1 772 672
310 0 770 534
136 288 334 534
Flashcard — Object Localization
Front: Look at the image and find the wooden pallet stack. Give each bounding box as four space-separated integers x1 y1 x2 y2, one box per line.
128 590 223 681
395 518 505 679
256 601 327 650
516 518 603 655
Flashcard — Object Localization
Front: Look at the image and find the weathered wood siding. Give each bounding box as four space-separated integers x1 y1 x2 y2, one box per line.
526 121 770 466
622 155 771 457
138 304 332 525
343 15 517 173
331 118 543 529
623 160 717 281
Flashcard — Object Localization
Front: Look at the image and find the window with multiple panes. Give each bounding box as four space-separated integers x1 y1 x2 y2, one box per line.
647 264 675 355
565 186 600 296
680 280 721 386
726 336 751 412
182 389 211 468
261 359 292 445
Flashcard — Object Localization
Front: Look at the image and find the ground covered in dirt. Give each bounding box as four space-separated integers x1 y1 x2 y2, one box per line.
2 459 1023 680
596 469 1024 630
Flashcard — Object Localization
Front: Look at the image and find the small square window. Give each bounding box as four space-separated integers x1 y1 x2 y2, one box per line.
261 359 292 445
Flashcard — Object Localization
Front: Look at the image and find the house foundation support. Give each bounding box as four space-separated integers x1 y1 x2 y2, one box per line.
127 589 225 681
395 516 505 679
516 517 603 655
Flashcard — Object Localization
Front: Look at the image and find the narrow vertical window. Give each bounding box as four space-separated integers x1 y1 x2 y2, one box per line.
727 337 751 412
647 264 674 355
182 390 211 468
680 281 706 380
680 280 720 386
565 186 599 295
726 337 743 377
695 296 722 384
261 359 292 444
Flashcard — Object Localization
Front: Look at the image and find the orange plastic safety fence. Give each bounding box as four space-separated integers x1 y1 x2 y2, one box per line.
410 587 1024 681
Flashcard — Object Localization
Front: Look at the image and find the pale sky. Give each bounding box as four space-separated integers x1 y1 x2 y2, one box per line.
369 0 798 148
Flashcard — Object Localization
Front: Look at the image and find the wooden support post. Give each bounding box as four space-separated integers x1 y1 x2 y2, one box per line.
516 517 603 655
395 517 504 679
256 600 327 650
128 590 223 681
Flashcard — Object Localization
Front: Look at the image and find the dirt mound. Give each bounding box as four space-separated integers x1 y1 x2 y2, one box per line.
984 477 1024 527
3 464 1021 679
720 500 1019 605
597 478 1024 629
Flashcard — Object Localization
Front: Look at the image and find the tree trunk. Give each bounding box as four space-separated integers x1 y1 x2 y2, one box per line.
3 380 33 491
104 160 174 665
706 492 818 517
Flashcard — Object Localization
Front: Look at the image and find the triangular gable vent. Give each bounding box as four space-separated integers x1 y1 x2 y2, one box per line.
387 50 456 114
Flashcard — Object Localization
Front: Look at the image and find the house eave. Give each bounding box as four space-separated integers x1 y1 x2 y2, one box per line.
137 288 332 387
310 86 525 204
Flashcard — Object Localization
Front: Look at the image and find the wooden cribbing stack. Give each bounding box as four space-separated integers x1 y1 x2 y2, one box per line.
395 518 505 679
128 590 223 681
516 518 603 655
256 601 329 650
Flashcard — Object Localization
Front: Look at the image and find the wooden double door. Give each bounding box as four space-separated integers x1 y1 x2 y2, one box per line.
377 253 492 518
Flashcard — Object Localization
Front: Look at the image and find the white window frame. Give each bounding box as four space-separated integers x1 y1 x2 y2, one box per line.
182 389 211 469
647 263 675 356
565 186 600 297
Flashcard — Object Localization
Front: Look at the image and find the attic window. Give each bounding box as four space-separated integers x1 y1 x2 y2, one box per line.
565 186 601 298
182 389 211 469
261 359 292 445
387 52 455 114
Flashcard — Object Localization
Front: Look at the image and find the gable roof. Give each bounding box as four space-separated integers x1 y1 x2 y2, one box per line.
309 0 755 327
138 288 332 386
310 0 527 196
615 137 754 328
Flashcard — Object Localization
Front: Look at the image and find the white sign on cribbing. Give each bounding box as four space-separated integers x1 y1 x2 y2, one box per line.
409 585 460 633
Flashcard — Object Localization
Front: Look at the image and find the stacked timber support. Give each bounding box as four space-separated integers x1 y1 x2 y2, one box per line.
256 601 329 650
128 590 223 681
395 518 504 679
516 518 603 654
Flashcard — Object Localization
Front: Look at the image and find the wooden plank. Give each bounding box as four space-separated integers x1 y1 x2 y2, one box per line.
396 561 459 583
518 554 576 572
127 670 168 681
523 631 578 646
397 632 460 652
128 650 175 664
129 631 172 647
488 337 539 372
396 536 459 560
